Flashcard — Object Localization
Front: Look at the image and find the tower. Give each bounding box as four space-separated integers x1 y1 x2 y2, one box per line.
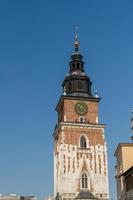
53 33 109 200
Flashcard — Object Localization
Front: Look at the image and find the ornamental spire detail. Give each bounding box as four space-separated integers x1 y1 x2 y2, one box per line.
74 26 79 52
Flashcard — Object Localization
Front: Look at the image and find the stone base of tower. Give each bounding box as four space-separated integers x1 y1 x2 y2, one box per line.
55 191 109 200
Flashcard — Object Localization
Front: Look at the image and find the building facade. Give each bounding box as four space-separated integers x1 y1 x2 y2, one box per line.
115 111 133 200
0 194 36 200
123 166 133 200
115 143 133 200
53 34 109 200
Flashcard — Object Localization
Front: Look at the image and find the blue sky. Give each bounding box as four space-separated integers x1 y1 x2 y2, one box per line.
0 0 133 200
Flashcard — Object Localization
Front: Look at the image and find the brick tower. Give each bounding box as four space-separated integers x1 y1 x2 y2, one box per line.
53 33 109 200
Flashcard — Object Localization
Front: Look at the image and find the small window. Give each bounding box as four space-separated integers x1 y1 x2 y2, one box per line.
81 173 88 189
80 136 86 148
79 116 84 123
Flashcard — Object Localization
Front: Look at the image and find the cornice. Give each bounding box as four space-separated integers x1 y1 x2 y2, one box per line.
56 95 100 111
53 121 106 138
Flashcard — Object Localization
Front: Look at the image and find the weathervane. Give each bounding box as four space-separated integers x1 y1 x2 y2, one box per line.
74 26 79 52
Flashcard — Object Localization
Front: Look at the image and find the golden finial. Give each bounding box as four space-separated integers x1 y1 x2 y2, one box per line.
74 26 79 52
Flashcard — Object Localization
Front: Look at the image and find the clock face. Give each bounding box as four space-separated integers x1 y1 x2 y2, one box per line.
74 102 88 115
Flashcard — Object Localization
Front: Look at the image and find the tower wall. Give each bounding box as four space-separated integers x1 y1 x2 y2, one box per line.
54 98 109 200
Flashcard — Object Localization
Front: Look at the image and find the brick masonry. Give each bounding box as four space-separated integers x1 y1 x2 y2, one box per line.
54 97 109 200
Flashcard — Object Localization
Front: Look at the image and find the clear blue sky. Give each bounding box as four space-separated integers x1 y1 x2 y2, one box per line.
0 0 133 200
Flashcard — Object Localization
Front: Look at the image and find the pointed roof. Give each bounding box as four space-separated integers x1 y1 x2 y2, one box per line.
62 31 93 98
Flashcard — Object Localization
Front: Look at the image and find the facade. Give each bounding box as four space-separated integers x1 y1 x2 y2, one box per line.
0 195 36 200
115 143 133 200
123 166 133 200
53 34 109 200
0 194 20 200
115 112 133 200
20 196 36 200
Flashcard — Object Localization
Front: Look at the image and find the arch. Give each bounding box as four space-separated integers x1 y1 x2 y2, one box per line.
81 173 88 189
76 62 80 69
80 136 87 148
72 63 75 69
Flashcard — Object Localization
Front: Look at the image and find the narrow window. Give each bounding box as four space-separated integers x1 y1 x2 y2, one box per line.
82 173 88 189
68 82 72 91
76 62 80 69
79 116 84 123
72 63 75 69
80 136 86 148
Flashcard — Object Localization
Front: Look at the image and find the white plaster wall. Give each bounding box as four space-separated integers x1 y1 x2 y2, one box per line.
54 141 109 199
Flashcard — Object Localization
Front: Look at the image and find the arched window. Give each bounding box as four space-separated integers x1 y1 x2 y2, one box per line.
72 63 75 69
76 62 80 69
80 136 86 148
81 173 88 189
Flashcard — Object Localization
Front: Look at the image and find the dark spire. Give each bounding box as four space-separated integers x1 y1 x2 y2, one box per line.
62 32 92 98
70 29 84 73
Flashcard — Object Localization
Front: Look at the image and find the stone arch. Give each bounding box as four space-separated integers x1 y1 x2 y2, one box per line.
79 134 89 148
